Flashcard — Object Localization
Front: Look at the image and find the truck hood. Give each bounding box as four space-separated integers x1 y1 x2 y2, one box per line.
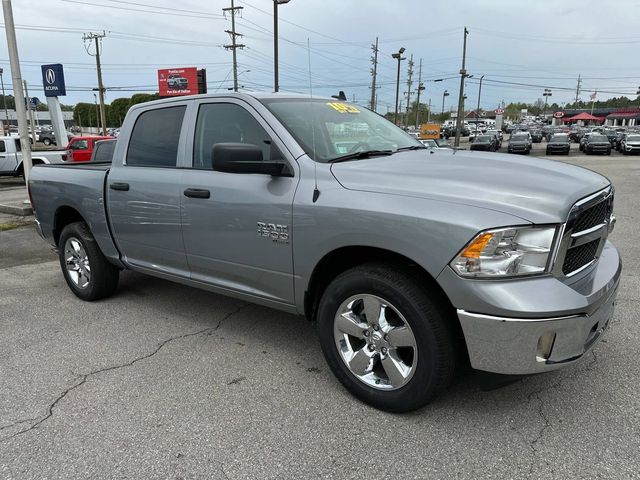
330 150 610 224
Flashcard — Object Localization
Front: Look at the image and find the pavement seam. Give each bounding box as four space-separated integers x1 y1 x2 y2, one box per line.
0 302 248 442
525 378 564 477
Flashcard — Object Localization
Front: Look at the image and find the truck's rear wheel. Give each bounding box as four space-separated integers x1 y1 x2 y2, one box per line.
58 222 119 301
317 263 455 413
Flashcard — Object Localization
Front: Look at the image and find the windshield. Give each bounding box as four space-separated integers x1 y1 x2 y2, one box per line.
626 135 640 142
511 135 528 141
590 135 608 142
476 136 491 142
551 135 569 143
260 98 422 162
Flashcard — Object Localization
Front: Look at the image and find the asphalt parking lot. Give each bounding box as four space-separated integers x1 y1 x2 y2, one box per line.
1 152 639 479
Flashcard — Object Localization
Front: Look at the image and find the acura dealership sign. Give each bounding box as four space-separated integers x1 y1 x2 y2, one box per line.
41 64 66 97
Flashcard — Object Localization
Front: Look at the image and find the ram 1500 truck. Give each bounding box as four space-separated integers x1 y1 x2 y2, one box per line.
28 93 621 412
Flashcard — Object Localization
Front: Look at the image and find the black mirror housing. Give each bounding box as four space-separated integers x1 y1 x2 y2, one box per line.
211 143 291 176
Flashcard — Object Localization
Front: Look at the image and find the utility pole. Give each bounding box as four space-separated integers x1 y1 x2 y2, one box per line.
404 54 414 128
454 27 469 147
83 31 107 135
575 74 581 105
369 37 378 111
415 59 425 128
2 0 32 182
23 80 36 145
223 0 245 92
427 98 431 123
391 47 406 125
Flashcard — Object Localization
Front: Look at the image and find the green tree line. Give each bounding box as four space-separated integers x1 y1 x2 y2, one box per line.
73 93 159 128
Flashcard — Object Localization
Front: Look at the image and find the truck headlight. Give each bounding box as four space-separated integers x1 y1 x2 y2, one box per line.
450 226 558 278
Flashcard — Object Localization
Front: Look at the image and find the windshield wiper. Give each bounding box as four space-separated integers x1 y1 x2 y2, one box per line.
396 145 427 152
328 149 394 163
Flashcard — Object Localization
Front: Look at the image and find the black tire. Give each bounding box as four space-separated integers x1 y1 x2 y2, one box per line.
43 138 51 146
58 222 119 301
316 263 456 413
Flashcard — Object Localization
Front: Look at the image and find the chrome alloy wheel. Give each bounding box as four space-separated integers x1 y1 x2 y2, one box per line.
64 237 91 289
333 294 418 390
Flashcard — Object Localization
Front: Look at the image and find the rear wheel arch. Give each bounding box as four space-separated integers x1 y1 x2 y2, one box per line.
53 206 87 246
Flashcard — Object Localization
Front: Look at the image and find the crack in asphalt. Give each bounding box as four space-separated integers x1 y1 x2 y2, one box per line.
525 378 564 477
0 303 248 442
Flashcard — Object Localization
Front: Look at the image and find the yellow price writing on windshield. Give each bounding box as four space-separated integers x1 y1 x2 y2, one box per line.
327 102 360 113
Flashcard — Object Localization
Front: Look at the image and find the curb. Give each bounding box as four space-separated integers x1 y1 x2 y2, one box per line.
0 203 33 216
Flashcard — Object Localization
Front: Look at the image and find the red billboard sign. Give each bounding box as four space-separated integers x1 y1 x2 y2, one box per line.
553 111 565 118
158 67 198 96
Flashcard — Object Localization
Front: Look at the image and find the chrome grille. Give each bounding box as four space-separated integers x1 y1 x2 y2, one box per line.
555 187 613 277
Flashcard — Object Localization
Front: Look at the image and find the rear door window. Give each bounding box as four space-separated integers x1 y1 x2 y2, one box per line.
127 106 186 167
93 141 116 162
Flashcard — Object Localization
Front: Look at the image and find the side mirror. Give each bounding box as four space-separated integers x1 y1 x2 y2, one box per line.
212 143 291 177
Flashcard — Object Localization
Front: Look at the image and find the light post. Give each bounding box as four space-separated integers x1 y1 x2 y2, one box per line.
475 74 485 137
0 68 9 133
543 88 552 121
415 82 425 128
273 0 290 93
93 93 98 132
392 47 406 125
441 90 449 117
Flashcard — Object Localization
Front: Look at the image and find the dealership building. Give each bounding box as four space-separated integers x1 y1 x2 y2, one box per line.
558 107 640 126
0 109 75 128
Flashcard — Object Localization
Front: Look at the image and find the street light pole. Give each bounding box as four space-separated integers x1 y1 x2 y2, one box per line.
93 93 98 133
273 0 290 93
442 90 449 116
543 88 552 121
475 74 485 137
0 68 9 133
392 47 406 125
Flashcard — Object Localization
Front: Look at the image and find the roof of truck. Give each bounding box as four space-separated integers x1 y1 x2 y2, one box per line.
130 91 337 110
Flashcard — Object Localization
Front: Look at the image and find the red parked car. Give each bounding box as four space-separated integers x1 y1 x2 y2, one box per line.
66 136 113 162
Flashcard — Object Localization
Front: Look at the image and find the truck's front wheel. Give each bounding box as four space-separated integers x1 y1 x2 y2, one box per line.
317 263 455 413
58 222 119 301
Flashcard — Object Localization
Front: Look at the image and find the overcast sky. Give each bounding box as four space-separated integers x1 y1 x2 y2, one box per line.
3 0 640 113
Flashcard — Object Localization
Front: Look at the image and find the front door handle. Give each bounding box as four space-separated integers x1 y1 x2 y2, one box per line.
184 188 211 199
110 182 130 191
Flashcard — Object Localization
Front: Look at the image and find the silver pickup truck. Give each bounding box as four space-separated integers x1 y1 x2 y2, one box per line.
0 136 63 177
29 93 621 412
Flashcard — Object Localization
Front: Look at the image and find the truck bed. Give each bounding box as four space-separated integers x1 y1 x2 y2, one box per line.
29 163 121 265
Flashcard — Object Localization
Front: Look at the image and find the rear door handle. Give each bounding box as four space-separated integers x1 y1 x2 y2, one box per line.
184 188 211 199
110 182 130 191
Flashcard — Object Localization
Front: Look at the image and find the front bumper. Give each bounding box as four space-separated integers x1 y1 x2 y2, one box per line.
439 241 621 375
